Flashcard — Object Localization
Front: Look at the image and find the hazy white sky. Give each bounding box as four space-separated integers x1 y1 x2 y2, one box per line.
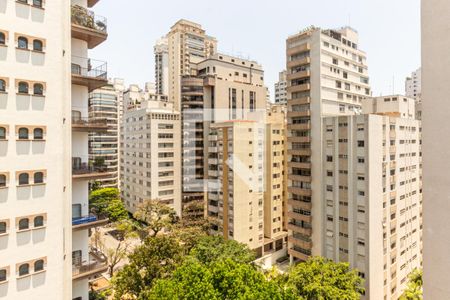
91 0 420 99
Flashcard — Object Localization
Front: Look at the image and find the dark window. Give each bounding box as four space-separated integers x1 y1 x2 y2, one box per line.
0 222 6 234
0 269 6 282
18 127 29 139
18 264 29 276
33 128 43 140
33 0 42 7
34 216 44 227
0 79 5 92
18 218 29 230
33 39 43 52
0 32 5 45
0 127 6 139
358 140 365 147
18 82 29 94
34 172 44 184
34 260 44 272
0 174 6 187
33 83 43 95
18 173 29 185
18 36 28 49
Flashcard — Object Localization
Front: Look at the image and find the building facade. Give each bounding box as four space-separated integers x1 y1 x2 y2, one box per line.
154 37 169 96
286 26 371 262
274 70 288 104
322 96 422 299
405 67 421 101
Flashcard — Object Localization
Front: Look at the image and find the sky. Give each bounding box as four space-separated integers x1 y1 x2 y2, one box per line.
91 0 421 100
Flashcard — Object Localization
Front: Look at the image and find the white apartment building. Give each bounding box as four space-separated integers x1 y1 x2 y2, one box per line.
286 26 371 262
154 37 169 96
422 0 450 298
274 70 288 104
405 67 421 101
120 100 182 216
322 96 422 299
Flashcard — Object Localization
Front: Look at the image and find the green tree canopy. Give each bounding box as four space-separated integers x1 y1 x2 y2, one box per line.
89 188 128 222
285 257 364 300
400 268 423 300
188 235 255 265
133 199 177 239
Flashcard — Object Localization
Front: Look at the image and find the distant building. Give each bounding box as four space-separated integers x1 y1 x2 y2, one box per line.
274 70 288 104
405 68 421 101
154 37 169 96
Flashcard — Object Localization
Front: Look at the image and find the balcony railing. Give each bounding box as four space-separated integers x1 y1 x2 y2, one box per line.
72 156 109 179
71 5 107 33
72 116 108 131
72 56 107 80
72 248 108 280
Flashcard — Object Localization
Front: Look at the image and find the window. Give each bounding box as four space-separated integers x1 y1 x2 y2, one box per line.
18 81 29 94
34 260 44 272
0 221 6 234
0 269 6 282
0 79 5 92
34 172 44 184
33 128 43 140
0 174 6 187
33 0 42 7
34 216 44 227
18 173 29 185
0 127 6 139
18 36 28 49
33 40 43 51
33 83 43 95
0 32 5 45
358 141 365 147
18 264 29 276
18 127 29 139
18 218 29 230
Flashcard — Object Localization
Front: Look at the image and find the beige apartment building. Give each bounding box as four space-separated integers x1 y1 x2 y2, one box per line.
275 70 288 104
322 96 422 299
422 0 450 298
0 0 111 299
286 26 371 262
120 99 182 216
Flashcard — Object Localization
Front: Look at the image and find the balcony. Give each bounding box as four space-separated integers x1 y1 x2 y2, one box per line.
288 122 311 130
72 116 108 132
288 247 310 262
287 43 311 56
71 56 108 92
288 235 312 250
288 174 311 183
287 110 311 118
288 199 312 211
288 83 311 93
287 70 311 81
72 248 108 281
288 187 312 197
288 148 311 156
289 96 311 106
290 161 311 169
71 5 107 49
287 57 311 69
72 156 110 180
72 214 108 231
288 136 310 144
287 223 312 236
287 211 312 223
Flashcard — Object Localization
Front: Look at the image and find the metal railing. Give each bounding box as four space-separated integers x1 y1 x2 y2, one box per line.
72 213 107 226
71 5 107 33
72 248 107 278
72 156 107 175
71 56 107 80
72 116 108 127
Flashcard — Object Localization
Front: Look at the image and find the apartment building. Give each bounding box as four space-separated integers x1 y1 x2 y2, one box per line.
154 37 169 96
274 70 288 104
122 83 167 112
167 19 217 110
120 99 182 216
88 79 124 188
405 68 421 101
422 0 450 298
0 1 72 298
322 96 422 299
286 26 371 262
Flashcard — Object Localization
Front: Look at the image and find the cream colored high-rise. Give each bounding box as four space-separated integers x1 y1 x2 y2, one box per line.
274 70 288 104
0 0 110 299
167 19 217 110
422 0 450 298
154 37 169 96
322 96 422 299
120 99 182 216
286 26 371 262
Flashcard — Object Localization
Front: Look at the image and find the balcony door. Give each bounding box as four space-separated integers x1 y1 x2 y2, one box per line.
72 204 82 219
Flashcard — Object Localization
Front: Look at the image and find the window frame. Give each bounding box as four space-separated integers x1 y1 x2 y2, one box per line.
0 174 6 188
0 126 6 140
0 221 7 234
0 269 7 282
0 79 5 92
32 0 43 8
33 128 44 140
33 83 44 95
34 260 44 272
17 36 28 50
18 127 29 140
33 216 44 228
18 218 29 231
18 81 29 94
32 39 43 52
18 173 29 185
18 263 29 277
33 172 44 184
0 32 5 45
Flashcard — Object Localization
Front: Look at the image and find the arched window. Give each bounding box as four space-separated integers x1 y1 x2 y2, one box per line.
0 269 6 282
18 263 29 276
34 260 44 272
18 36 28 49
33 40 43 52
18 81 29 94
34 216 44 227
33 0 42 8
0 174 6 187
18 173 29 185
0 127 6 140
18 218 29 230
34 172 44 184
0 32 5 45
18 127 29 139
0 221 6 234
0 79 5 92
33 128 43 140
33 83 43 95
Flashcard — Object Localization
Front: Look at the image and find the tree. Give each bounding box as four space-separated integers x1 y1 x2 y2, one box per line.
89 188 128 222
147 259 297 300
188 235 255 265
285 256 364 300
133 199 177 239
400 269 423 300
112 235 184 299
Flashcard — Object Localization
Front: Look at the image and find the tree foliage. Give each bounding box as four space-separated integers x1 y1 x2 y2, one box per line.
400 268 423 300
133 199 177 239
284 257 364 300
89 188 128 222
